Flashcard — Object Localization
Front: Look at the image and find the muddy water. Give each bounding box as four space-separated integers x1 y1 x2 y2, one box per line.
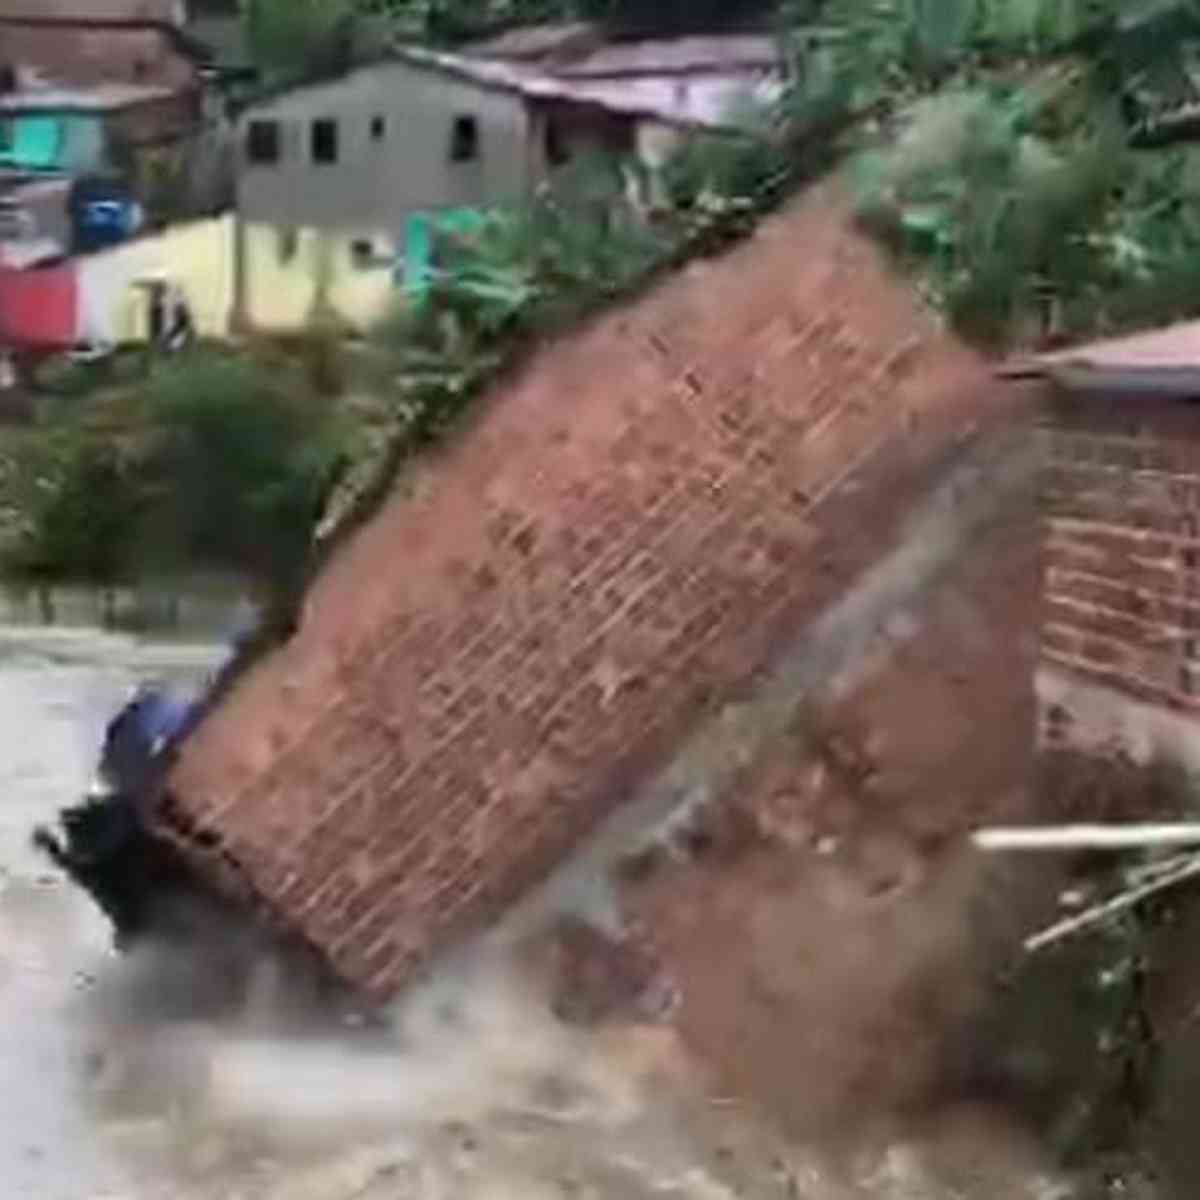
0 618 1076 1200
0 623 220 1198
0 619 808 1200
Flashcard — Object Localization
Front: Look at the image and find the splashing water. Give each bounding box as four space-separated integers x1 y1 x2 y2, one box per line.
0 617 1075 1200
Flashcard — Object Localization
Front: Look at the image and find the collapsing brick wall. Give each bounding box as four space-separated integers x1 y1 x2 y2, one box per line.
163 187 1012 1000
1038 386 1200 772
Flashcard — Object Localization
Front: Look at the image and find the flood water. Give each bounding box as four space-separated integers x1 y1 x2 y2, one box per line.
0 612 1077 1200
0 621 220 1198
0 615 811 1200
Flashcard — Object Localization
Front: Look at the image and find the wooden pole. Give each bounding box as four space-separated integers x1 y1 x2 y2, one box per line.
972 825 1200 853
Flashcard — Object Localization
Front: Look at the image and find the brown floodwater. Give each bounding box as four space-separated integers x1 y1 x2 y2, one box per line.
0 618 802 1200
0 611 1075 1200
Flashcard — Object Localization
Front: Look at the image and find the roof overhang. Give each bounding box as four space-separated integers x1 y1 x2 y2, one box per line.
1000 320 1200 398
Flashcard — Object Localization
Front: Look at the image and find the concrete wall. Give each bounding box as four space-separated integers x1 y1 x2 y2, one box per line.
165 186 1009 1001
236 60 532 231
239 221 396 333
1038 387 1200 771
77 213 234 343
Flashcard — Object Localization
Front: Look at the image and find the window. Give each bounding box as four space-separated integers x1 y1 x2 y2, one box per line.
544 119 570 168
350 236 391 270
369 114 386 142
245 119 280 165
449 114 479 163
311 118 338 164
276 227 298 264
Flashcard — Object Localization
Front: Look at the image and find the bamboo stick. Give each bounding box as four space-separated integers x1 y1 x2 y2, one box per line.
1025 856 1200 953
972 825 1200 853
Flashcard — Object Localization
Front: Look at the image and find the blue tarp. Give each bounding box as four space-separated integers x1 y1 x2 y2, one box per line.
100 686 197 794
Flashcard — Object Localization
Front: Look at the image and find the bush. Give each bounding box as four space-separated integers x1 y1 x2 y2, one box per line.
852 86 1127 345
7 433 145 585
140 353 345 594
4 350 346 606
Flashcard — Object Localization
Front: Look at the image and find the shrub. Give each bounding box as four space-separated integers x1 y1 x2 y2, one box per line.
6 433 145 585
4 350 346 605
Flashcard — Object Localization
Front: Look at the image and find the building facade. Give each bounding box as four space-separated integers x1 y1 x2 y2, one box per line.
1031 324 1200 783
236 58 533 232
232 55 538 331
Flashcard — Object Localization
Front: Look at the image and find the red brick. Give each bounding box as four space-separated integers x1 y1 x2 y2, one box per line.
166 192 1006 999
1039 399 1200 741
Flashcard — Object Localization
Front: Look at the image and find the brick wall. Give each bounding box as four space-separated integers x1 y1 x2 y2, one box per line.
165 188 1014 1000
1038 387 1200 759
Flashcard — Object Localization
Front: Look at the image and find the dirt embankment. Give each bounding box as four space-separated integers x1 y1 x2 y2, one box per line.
623 489 1047 1143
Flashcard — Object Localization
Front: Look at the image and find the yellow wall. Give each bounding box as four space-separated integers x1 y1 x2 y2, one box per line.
240 222 398 334
77 214 235 345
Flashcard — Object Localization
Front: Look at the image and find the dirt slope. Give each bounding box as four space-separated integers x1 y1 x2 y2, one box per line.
629 497 1044 1140
164 183 1020 999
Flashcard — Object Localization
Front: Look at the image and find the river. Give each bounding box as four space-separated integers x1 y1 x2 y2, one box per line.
0 608 1079 1200
0 612 821 1200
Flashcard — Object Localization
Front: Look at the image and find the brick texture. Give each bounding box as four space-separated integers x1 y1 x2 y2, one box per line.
164 187 1012 1000
1039 390 1200 722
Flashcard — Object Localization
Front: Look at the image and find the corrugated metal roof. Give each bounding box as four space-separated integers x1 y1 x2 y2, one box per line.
0 22 203 89
0 0 183 21
391 45 761 131
464 22 600 62
1009 321 1200 396
553 35 780 78
0 82 178 111
246 45 761 133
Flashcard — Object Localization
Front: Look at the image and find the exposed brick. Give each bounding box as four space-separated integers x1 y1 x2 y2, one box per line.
1039 389 1200 762
166 191 1009 1001
1045 539 1184 597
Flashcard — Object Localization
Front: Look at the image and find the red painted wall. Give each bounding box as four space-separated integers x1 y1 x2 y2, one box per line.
0 262 78 349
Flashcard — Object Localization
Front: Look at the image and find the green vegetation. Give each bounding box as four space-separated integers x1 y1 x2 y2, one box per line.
243 0 361 79
803 0 1200 346
3 350 346 615
19 0 1200 609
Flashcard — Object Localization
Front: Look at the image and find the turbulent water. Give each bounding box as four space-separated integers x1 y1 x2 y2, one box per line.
0 615 813 1200
0 609 1077 1200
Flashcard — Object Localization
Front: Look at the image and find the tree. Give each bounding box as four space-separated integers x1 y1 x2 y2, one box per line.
5 351 346 607
577 0 778 35
243 0 358 78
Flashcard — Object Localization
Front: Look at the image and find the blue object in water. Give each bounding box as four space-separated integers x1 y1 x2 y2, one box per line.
100 685 197 795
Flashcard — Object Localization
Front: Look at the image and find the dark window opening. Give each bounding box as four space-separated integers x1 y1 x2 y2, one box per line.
245 119 280 165
370 114 386 142
277 227 298 264
311 118 338 164
450 114 479 163
544 118 571 168
350 238 377 270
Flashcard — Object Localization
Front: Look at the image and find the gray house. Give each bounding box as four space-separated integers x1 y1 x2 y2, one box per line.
231 46 760 331
236 55 535 233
